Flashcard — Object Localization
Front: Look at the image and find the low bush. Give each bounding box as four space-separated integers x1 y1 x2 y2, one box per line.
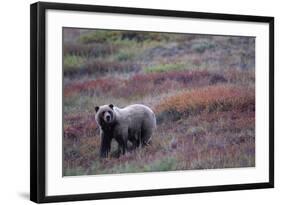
155 85 255 119
209 74 228 85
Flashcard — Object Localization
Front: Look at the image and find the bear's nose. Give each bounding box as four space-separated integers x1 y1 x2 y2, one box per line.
106 115 110 121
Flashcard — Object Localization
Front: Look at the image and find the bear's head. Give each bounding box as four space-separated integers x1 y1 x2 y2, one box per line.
95 104 116 129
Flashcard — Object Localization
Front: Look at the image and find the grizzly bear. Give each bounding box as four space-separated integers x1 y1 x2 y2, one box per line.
95 104 156 158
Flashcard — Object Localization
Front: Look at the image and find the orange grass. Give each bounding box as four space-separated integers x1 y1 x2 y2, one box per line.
155 85 255 114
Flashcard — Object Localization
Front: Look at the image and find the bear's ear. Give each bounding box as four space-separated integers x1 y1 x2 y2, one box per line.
95 106 99 112
109 104 114 109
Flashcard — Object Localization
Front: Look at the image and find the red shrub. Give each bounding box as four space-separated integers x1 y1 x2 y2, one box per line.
64 78 120 97
64 113 98 140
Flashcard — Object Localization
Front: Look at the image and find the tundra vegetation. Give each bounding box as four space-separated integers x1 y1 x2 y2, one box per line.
63 28 255 176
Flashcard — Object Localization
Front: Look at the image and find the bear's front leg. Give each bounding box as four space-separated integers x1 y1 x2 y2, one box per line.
115 134 128 155
100 133 112 158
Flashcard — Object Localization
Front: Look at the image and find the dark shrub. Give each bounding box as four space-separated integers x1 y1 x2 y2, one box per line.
64 43 118 58
209 74 228 85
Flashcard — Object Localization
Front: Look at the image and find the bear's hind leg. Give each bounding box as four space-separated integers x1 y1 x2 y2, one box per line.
129 131 141 149
140 126 152 147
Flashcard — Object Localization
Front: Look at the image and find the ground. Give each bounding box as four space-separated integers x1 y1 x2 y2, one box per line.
63 28 255 176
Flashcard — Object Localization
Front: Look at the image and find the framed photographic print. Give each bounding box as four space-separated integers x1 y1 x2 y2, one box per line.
30 1 274 203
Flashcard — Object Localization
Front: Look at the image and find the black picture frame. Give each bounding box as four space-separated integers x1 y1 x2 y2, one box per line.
30 1 274 203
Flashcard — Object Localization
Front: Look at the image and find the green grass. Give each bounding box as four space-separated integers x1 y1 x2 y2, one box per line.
114 49 136 61
79 30 123 44
191 39 216 53
64 166 87 176
79 30 182 45
64 55 86 70
144 157 178 171
144 63 186 73
111 40 166 62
